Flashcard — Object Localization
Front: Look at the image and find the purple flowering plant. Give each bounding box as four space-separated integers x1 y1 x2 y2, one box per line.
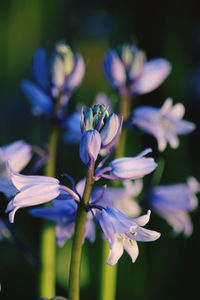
0 39 198 300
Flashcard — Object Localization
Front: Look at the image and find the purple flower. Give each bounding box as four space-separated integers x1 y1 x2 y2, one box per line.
0 140 32 196
81 104 122 150
95 148 157 180
104 44 171 96
96 207 160 265
63 93 113 146
132 98 196 151
149 177 200 236
21 42 85 117
5 168 60 223
79 130 101 169
92 179 142 217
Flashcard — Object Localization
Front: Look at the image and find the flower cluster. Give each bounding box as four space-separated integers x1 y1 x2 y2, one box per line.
1 39 199 277
21 42 85 118
104 44 171 95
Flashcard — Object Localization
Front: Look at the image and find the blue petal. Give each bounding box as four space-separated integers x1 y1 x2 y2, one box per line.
31 48 49 90
21 80 53 115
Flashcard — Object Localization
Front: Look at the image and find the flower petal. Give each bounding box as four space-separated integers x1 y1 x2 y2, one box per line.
123 239 139 263
107 237 124 266
132 58 171 95
21 80 52 116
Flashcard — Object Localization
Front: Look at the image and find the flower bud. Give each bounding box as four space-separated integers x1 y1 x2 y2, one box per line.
79 130 101 169
100 113 122 149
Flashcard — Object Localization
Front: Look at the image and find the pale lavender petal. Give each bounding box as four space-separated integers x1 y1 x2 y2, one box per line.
1 140 32 173
132 58 171 95
11 171 59 191
64 54 85 91
13 183 60 206
107 237 124 266
127 227 160 242
133 210 151 226
123 239 139 263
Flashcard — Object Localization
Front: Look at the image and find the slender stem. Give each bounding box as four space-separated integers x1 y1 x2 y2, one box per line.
68 167 94 300
115 89 131 158
39 126 59 298
99 89 131 300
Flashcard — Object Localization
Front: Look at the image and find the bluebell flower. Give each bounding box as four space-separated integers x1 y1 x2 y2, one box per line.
79 130 101 169
92 179 142 217
94 148 157 180
63 93 112 145
149 177 200 236
0 140 32 196
132 98 196 151
5 168 61 223
96 207 160 265
80 104 122 169
30 179 95 246
21 42 85 117
81 104 122 149
104 44 171 96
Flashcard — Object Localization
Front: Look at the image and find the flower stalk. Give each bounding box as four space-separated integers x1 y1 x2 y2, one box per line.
39 92 61 298
99 89 131 300
68 166 94 300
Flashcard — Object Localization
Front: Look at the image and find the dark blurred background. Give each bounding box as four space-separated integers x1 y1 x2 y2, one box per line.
0 0 200 299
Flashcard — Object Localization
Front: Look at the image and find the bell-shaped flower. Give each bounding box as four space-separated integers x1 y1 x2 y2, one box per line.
21 41 85 117
95 148 157 180
80 130 101 169
149 177 200 236
132 98 196 151
0 140 32 196
5 168 60 223
104 44 171 96
96 207 160 265
92 179 142 217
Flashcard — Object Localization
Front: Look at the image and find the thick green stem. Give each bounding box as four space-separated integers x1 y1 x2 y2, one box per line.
99 89 131 300
68 167 94 300
39 126 58 298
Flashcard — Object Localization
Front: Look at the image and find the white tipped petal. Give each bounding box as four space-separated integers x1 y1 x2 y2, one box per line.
107 238 124 266
123 239 139 263
134 210 151 226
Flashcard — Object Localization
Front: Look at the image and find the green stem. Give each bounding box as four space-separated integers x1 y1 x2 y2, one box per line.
68 167 94 300
99 89 131 300
39 126 58 298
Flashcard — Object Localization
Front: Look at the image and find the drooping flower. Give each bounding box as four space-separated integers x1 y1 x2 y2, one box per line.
132 98 196 151
94 148 157 181
21 41 85 117
104 44 171 96
149 177 200 236
0 140 32 196
96 207 160 265
5 168 61 223
92 179 142 217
